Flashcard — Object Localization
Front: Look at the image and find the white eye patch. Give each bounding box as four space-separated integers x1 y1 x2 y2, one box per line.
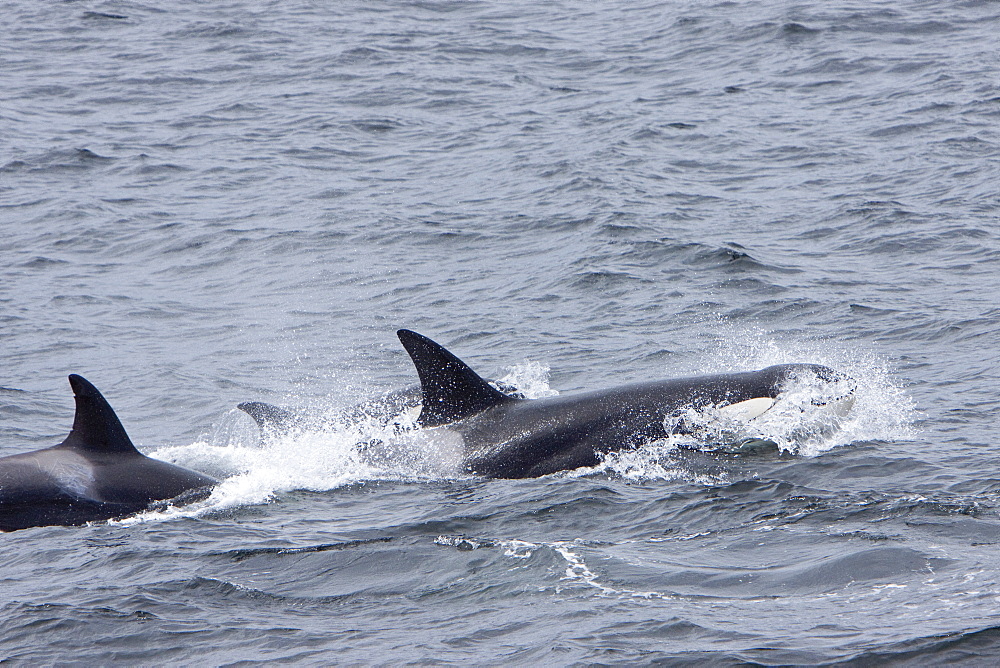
717 397 776 422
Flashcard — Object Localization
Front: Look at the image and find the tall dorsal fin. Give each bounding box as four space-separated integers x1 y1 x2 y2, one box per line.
397 329 516 427
59 374 140 455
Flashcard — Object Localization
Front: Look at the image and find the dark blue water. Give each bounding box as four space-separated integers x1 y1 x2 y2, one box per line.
3 0 1000 663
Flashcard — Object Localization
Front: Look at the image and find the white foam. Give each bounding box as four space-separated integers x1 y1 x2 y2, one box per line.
120 342 915 523
121 362 558 525
591 326 917 480
574 450 729 486
649 366 859 456
694 324 918 455
121 427 381 526
435 534 665 598
496 360 560 399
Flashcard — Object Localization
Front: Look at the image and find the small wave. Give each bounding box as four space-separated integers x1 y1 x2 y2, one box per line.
781 22 821 36
842 624 1000 665
434 535 626 596
220 537 394 562
82 11 128 21
2 148 117 175
167 23 258 39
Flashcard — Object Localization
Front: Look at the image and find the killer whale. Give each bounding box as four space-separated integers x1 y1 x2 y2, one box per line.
396 329 854 478
237 381 524 442
237 387 423 441
0 375 217 532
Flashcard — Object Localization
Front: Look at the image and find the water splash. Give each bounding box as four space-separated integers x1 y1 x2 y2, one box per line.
496 361 560 399
123 339 915 523
658 367 859 456
596 326 918 480
119 427 381 526
595 448 731 485
697 324 919 454
122 362 558 524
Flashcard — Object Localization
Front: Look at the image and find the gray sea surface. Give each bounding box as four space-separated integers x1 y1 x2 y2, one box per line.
2 0 1000 664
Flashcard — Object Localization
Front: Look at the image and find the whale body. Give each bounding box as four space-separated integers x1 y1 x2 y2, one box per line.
396 329 854 478
237 382 523 442
0 375 217 532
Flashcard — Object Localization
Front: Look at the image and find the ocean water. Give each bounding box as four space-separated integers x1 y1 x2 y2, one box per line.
2 0 1000 663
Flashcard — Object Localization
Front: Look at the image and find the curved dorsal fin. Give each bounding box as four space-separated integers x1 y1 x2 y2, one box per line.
397 330 515 427
60 374 140 455
237 401 298 435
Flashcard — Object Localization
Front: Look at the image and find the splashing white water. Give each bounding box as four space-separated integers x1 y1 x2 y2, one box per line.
121 362 559 525
594 326 917 480
654 367 858 456
584 448 731 485
697 324 918 453
496 360 560 399
122 337 915 524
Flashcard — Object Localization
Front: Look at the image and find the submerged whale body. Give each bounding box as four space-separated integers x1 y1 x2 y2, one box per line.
0 375 217 532
237 386 424 441
237 381 524 442
396 329 854 478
